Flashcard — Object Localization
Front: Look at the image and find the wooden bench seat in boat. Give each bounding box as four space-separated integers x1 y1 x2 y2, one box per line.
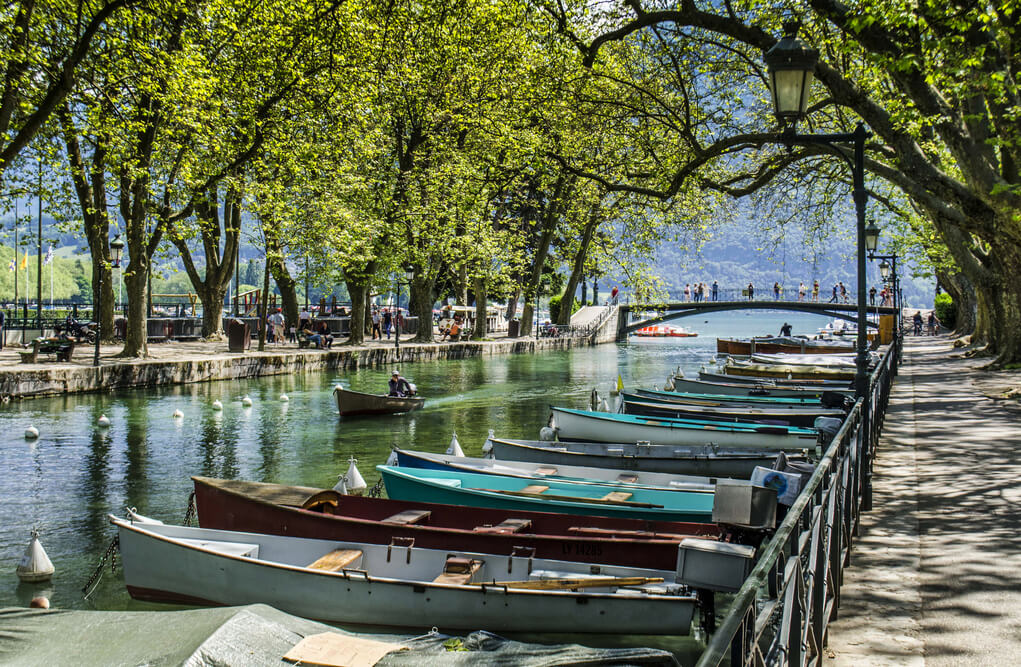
307 548 363 572
519 484 549 494
601 491 633 502
533 466 558 476
433 557 484 585
472 518 533 534
381 509 432 525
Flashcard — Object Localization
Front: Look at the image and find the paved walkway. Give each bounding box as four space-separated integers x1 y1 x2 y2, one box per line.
827 336 1021 665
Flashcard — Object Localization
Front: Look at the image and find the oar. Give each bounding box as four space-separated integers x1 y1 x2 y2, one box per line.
468 576 665 590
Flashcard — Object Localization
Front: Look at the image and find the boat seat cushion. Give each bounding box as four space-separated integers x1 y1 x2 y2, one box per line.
307 548 363 572
534 466 558 476
382 510 432 525
433 557 483 585
600 491 634 502
519 485 549 495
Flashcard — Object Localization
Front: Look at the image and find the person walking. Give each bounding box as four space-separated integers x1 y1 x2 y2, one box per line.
913 311 923 335
683 284 691 301
371 308 382 340
747 282 755 300
812 279 819 302
382 308 393 339
869 286 876 306
798 282 806 301
829 283 839 303
839 282 848 303
927 311 939 335
711 280 719 301
773 282 780 300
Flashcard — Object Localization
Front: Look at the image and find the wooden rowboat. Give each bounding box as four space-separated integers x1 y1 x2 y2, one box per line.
722 359 856 381
670 375 851 398
551 407 821 450
332 385 424 416
717 336 855 355
193 476 721 570
619 396 844 428
490 438 807 478
112 515 698 635
378 465 715 522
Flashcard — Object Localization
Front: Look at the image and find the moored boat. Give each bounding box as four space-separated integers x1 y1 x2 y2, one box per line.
633 324 698 337
721 360 857 381
193 476 720 570
631 387 832 406
619 396 844 427
378 465 716 522
112 515 699 635
490 437 810 478
552 407 821 450
333 385 424 416
393 448 717 490
671 375 851 398
717 336 855 355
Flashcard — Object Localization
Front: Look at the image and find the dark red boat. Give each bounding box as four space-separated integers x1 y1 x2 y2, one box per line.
193 476 725 570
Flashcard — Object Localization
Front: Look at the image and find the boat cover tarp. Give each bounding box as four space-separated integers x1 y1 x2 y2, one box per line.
0 604 678 666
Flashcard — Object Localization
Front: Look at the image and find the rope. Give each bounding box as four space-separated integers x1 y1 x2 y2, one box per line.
183 491 197 526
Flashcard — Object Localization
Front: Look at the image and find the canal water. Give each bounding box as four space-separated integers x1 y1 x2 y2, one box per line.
0 311 832 654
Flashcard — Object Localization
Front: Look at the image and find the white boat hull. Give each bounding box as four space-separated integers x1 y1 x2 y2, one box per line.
552 408 819 450
113 517 696 635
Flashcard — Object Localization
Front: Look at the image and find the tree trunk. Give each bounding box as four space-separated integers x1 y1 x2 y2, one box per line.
505 288 520 321
257 250 270 351
120 261 148 357
939 270 976 337
345 272 370 345
472 275 487 340
985 242 1021 366
410 276 435 343
556 203 600 326
265 229 298 335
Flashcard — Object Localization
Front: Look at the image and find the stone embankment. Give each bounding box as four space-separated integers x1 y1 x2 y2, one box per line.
0 333 599 399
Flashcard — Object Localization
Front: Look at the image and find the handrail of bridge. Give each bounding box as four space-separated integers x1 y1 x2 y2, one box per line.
697 332 900 666
582 302 618 340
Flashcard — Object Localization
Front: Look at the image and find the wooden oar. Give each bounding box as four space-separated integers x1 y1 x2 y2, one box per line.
478 488 665 508
468 576 665 590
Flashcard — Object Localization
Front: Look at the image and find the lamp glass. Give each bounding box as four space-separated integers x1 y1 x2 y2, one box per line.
764 22 819 126
879 259 891 279
110 234 125 267
864 222 880 252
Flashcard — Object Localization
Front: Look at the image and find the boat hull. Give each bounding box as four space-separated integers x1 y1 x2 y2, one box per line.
193 477 718 570
114 518 696 635
621 397 841 427
722 362 856 381
718 337 854 355
553 407 819 450
491 438 798 478
671 376 848 398
333 386 424 416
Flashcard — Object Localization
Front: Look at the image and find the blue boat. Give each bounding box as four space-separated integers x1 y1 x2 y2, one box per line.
378 465 715 522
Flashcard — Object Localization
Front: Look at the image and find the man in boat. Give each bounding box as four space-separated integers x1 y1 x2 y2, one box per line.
389 371 414 397
779 322 792 336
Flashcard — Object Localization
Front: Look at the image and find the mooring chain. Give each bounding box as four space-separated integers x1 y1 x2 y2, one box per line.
82 535 120 599
183 491 197 526
367 478 385 498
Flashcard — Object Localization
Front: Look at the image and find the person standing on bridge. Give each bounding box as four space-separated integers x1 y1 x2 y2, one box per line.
610 286 619 304
869 286 877 306
812 280 819 302
747 282 754 300
798 282 806 301
829 283 839 303
773 282 781 300
711 280 718 301
683 284 691 301
840 282 848 303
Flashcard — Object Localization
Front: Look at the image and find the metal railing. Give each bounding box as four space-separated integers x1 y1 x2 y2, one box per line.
697 333 901 666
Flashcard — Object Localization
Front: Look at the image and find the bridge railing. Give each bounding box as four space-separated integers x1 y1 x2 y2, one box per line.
696 333 900 666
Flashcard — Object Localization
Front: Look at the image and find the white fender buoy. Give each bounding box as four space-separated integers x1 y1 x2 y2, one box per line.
172 409 184 419
212 400 223 411
241 395 253 407
385 448 399 467
29 596 49 609
16 530 54 583
598 398 610 412
24 426 39 440
333 474 349 495
482 429 496 457
97 414 111 428
539 426 556 441
446 432 465 457
279 394 289 402
664 378 675 391
344 457 367 494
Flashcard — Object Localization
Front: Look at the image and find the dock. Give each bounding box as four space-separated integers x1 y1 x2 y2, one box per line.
826 336 1021 664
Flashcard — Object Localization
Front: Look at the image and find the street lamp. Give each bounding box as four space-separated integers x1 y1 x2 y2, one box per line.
864 222 880 254
110 235 125 313
765 21 871 400
94 233 124 366
878 259 890 280
394 266 414 357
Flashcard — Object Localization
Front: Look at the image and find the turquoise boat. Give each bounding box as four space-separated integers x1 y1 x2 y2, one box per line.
378 465 715 522
632 388 827 406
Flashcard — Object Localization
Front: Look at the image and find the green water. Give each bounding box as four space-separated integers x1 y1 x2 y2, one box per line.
0 312 831 654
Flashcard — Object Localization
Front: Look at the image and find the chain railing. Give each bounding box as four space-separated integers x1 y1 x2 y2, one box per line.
697 333 900 666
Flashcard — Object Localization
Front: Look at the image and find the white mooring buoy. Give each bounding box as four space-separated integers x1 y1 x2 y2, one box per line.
212 400 223 411
481 429 496 457
16 530 54 583
97 414 111 428
445 432 465 457
385 448 399 467
172 409 184 419
333 474 349 495
241 395 253 407
24 426 39 440
344 457 367 495
279 394 289 402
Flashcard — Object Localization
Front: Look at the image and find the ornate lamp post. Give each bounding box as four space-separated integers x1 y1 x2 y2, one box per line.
394 266 414 357
95 234 124 366
765 21 872 399
865 221 900 324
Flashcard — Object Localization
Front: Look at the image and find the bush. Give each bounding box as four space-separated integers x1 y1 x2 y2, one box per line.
934 292 956 330
548 295 581 323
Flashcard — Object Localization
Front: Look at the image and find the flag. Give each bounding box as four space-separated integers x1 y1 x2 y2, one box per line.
20 252 27 269
43 245 54 266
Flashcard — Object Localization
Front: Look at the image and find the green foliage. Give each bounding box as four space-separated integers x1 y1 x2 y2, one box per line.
548 294 581 322
934 293 956 330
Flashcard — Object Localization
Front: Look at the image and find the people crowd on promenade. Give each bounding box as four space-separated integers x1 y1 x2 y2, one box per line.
674 279 897 306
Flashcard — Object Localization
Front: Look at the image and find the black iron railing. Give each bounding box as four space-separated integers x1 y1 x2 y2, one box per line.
697 333 900 666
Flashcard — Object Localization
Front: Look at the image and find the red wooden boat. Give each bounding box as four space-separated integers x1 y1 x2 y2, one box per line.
193 476 725 570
